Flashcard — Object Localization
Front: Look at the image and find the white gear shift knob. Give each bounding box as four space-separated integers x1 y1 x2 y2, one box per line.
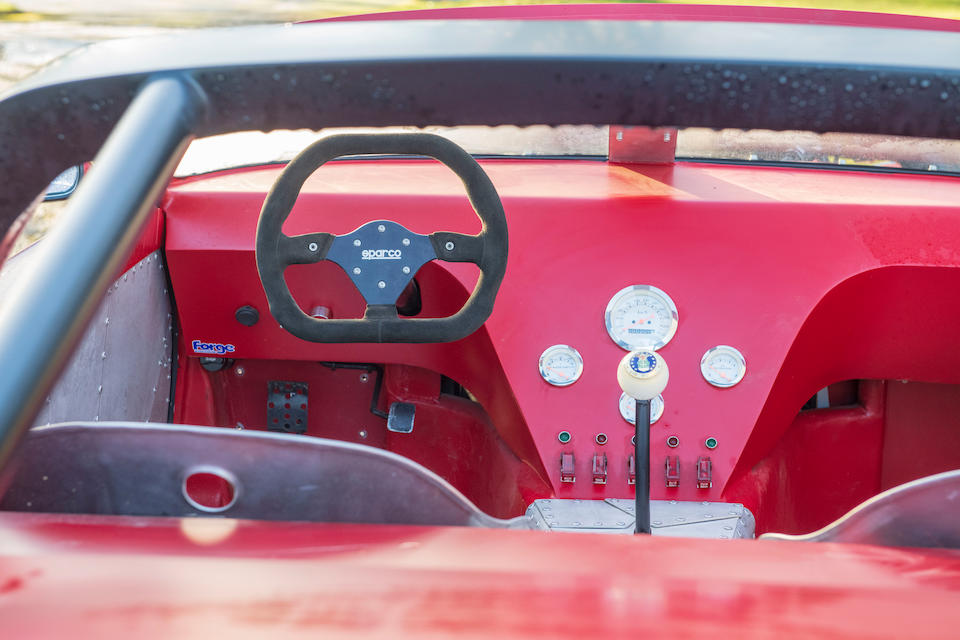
617 350 669 400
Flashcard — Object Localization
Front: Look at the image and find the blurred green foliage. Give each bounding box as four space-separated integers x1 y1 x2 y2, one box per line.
388 0 960 20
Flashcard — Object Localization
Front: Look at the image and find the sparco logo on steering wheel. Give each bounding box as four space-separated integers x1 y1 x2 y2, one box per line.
361 249 402 260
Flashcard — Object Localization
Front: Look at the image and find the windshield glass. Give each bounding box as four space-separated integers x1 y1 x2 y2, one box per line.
175 126 960 177
678 128 960 172
174 126 609 176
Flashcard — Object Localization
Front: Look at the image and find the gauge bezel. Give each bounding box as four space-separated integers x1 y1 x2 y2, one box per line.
700 345 747 388
538 344 584 387
604 284 679 351
619 392 664 425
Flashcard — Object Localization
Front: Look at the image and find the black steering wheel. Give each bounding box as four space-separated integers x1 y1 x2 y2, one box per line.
255 133 508 343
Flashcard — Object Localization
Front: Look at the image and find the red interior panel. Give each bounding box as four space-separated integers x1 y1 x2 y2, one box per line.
164 158 960 529
173 356 546 517
882 382 960 490
726 381 886 534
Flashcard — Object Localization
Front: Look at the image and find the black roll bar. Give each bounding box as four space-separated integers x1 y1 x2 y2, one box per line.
0 75 205 468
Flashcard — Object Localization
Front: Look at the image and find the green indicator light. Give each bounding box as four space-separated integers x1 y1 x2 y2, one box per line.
558 430 572 444
705 437 718 449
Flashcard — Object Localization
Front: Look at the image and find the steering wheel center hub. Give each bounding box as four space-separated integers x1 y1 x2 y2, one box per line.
326 220 435 305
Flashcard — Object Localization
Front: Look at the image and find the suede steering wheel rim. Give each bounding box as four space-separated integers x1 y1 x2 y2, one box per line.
255 133 508 343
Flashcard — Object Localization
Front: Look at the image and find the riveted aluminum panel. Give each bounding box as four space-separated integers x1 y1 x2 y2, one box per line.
0 249 172 426
527 498 755 538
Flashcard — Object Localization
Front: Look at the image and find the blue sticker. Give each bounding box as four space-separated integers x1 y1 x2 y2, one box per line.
192 340 236 356
629 352 658 375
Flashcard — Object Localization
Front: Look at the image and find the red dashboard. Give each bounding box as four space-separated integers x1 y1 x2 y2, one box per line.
164 157 960 534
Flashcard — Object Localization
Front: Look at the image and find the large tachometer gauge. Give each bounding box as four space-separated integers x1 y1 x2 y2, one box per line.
604 285 679 351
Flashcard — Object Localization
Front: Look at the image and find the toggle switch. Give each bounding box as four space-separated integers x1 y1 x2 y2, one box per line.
665 455 680 487
560 452 576 483
592 453 608 484
696 456 713 489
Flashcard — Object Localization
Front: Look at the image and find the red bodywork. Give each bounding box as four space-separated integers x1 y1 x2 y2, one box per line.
4 512 960 638
4 5 960 637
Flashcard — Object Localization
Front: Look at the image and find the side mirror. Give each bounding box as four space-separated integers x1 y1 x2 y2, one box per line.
44 165 83 201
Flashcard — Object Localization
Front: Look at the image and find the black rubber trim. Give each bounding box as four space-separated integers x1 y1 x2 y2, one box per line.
255 133 507 343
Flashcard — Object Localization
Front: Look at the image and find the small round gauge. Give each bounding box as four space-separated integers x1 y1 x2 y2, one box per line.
700 345 747 388
604 285 679 351
619 392 664 425
538 344 584 387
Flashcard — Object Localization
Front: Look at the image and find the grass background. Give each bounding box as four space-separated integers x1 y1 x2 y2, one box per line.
2 0 959 25
383 0 960 21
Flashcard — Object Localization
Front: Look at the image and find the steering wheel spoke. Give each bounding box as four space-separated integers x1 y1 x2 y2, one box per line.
430 232 484 264
278 232 334 265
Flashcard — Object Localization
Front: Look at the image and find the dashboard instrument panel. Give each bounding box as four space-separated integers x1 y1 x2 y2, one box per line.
165 157 960 512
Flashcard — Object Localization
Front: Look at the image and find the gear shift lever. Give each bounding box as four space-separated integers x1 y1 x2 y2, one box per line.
617 350 669 534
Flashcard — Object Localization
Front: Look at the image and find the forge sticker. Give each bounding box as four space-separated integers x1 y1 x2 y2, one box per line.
191 340 236 356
